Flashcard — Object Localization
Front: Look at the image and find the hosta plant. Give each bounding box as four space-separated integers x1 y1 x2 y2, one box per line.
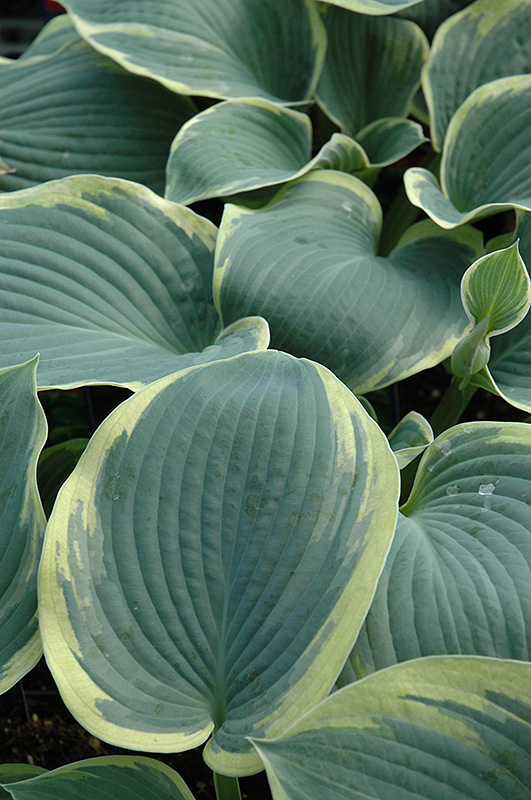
2 0 531 798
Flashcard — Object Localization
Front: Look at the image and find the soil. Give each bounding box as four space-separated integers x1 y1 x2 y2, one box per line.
0 659 273 799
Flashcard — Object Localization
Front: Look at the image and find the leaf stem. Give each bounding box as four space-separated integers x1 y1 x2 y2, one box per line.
429 378 478 438
399 377 478 505
213 773 242 800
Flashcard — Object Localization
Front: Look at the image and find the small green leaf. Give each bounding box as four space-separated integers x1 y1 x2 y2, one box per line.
388 411 433 469
461 243 531 337
450 316 491 379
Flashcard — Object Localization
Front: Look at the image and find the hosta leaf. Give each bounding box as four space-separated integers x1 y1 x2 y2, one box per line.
0 359 46 695
460 243 530 337
0 21 195 195
215 172 482 394
355 118 427 166
424 0 531 151
466 216 531 412
37 439 89 518
388 411 433 468
38 351 399 776
318 0 426 14
398 0 474 39
316 8 428 136
405 75 531 228
0 757 196 800
165 101 426 205
165 100 313 204
347 422 531 679
253 656 531 800
450 243 530 381
64 0 326 104
0 175 269 390
0 766 47 799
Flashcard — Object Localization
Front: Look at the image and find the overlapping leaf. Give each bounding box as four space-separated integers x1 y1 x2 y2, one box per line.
460 216 531 411
254 656 531 799
398 0 477 39
38 351 399 776
64 0 326 104
215 172 482 394
0 359 46 695
424 0 531 151
346 421 531 679
0 18 195 195
316 7 428 136
165 100 426 205
388 411 433 469
405 75 531 228
0 758 196 800
0 175 269 390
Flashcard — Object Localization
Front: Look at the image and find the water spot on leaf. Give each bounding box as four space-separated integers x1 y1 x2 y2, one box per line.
446 484 460 496
104 475 122 501
436 440 452 456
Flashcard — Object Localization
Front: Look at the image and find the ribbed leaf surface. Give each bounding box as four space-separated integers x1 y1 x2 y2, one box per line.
38 351 399 776
398 0 474 39
0 18 195 195
347 422 531 678
316 8 428 136
405 75 531 228
65 0 326 103
1 757 196 800
318 0 426 14
0 175 269 390
254 656 531 799
165 101 426 205
0 359 46 694
216 173 481 394
424 0 531 150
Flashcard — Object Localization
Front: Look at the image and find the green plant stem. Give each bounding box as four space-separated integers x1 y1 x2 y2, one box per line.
378 151 441 257
213 772 242 800
429 378 478 438
399 378 478 505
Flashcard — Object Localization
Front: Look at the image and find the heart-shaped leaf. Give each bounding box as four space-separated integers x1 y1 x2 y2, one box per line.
388 411 433 469
65 0 326 104
0 757 196 800
253 656 531 799
0 175 269 390
347 421 531 679
316 7 428 136
405 75 531 228
0 18 195 195
423 0 531 151
215 172 482 394
165 100 426 205
0 359 47 694
38 351 399 776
